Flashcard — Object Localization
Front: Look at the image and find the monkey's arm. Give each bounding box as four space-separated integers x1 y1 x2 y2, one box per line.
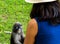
13 34 22 44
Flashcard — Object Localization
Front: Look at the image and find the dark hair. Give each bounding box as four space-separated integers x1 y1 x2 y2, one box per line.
30 1 60 25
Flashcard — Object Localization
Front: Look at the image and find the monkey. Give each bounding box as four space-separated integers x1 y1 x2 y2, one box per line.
10 22 25 44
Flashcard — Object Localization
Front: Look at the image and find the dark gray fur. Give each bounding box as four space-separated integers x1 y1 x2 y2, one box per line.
10 22 25 44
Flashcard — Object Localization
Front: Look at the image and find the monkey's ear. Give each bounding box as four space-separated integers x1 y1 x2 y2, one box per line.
20 24 22 26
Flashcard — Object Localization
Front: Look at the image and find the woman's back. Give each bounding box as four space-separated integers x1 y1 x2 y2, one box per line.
35 18 60 44
24 1 60 44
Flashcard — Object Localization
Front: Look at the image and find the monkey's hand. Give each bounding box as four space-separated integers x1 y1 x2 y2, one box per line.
13 33 22 44
14 39 22 44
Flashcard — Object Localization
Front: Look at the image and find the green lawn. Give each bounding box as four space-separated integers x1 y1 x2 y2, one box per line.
0 0 32 44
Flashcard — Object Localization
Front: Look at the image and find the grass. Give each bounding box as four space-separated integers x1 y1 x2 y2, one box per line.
0 0 32 44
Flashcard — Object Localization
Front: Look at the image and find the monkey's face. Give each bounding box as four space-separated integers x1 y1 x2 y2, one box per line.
13 22 22 33
17 26 22 33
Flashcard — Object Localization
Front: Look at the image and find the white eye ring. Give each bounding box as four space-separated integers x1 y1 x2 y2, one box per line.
16 27 18 29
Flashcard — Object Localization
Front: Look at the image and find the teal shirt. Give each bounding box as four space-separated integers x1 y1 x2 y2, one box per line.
34 18 60 44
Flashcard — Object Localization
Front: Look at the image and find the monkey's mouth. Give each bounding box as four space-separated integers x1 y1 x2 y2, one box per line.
18 29 21 33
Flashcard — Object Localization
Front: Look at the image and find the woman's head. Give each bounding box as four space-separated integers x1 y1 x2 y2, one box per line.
30 1 60 25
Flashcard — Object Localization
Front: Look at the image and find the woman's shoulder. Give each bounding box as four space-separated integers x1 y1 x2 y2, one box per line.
27 18 38 36
28 18 37 26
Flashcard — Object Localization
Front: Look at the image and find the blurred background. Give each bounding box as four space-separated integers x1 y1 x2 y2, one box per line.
0 0 32 44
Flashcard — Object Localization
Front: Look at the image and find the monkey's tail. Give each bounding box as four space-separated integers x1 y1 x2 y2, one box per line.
10 34 15 44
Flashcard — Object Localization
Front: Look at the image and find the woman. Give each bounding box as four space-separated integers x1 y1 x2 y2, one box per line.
24 0 60 44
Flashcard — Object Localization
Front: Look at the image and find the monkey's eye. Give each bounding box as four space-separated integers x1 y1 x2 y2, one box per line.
16 27 19 29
